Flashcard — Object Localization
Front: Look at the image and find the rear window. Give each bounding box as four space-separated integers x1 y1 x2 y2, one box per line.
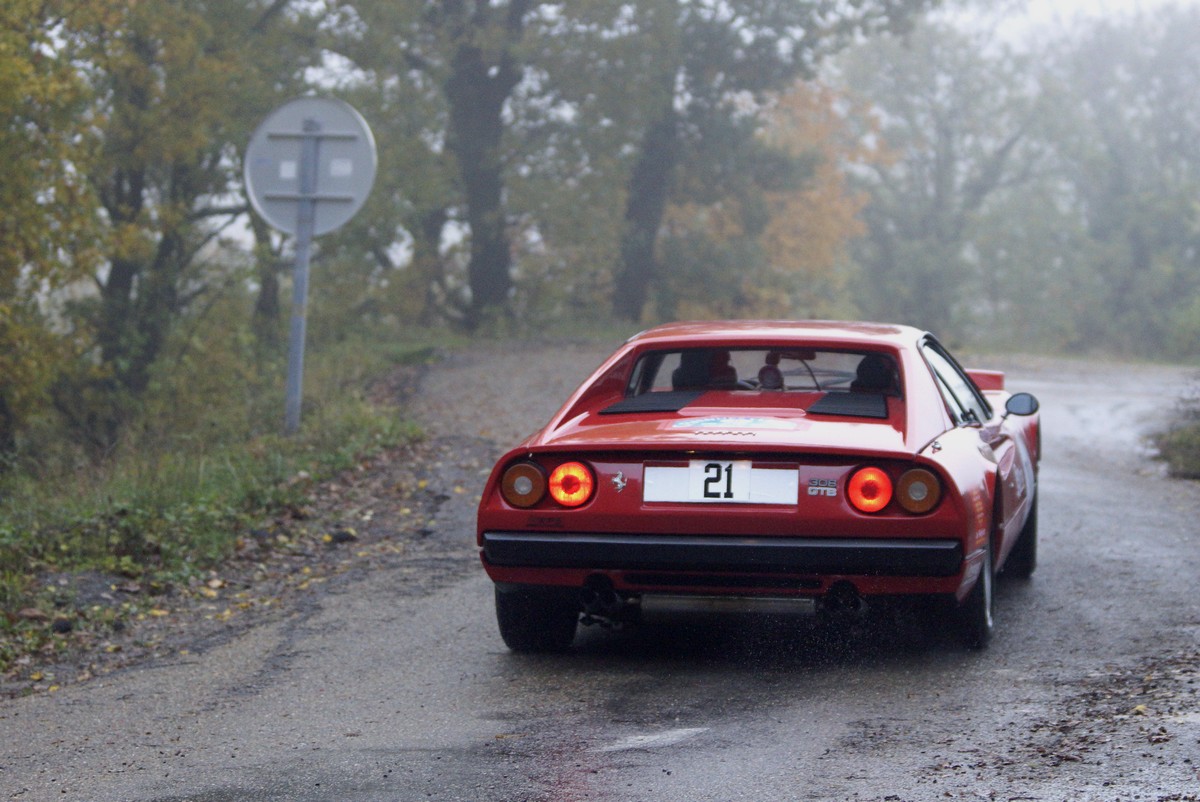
624 348 899 396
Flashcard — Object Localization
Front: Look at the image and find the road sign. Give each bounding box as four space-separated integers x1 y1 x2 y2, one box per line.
244 97 377 236
243 98 378 434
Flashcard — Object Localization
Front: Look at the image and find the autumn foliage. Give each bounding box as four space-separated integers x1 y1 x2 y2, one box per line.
758 83 871 318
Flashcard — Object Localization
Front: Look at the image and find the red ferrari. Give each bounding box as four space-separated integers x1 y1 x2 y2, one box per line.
476 321 1040 651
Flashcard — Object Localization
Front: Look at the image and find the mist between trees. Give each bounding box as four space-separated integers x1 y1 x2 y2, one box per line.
3 0 1199 460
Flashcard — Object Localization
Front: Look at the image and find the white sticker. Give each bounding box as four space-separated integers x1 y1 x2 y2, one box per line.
670 416 796 431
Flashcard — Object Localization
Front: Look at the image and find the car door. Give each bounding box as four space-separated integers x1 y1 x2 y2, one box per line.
921 340 1031 560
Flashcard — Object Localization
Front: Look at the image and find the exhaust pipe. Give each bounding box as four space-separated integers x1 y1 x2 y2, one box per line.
580 575 622 618
820 581 865 620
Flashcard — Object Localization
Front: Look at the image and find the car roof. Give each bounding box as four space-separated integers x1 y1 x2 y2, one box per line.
625 320 926 350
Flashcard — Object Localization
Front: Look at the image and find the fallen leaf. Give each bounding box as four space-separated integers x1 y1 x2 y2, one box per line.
329 528 357 544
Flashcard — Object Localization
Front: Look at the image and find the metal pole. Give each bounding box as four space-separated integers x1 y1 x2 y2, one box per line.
284 118 320 435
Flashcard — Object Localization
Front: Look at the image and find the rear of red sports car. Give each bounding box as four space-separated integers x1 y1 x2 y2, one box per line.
476 321 1039 652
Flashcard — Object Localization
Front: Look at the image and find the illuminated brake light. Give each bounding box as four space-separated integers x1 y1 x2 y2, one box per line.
897 468 941 514
548 462 595 507
848 467 893 513
501 462 547 508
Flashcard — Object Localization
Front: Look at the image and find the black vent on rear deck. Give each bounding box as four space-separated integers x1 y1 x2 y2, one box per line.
806 393 889 419
601 390 706 415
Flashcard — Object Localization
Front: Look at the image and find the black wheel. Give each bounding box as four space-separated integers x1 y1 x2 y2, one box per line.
1004 496 1037 579
494 585 579 653
958 536 994 650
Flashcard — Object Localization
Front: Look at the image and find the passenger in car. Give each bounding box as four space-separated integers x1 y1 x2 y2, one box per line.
850 353 897 394
709 350 737 388
758 352 785 390
672 350 738 390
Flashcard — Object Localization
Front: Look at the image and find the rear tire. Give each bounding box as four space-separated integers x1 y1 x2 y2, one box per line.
494 585 579 653
1004 496 1038 579
958 537 994 650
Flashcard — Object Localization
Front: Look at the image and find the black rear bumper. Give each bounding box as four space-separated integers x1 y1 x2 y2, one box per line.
481 531 963 578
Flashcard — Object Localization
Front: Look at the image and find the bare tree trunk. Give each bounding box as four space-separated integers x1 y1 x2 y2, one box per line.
441 2 529 329
250 214 283 348
612 107 679 322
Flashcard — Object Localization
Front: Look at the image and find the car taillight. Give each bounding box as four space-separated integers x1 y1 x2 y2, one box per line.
897 468 941 514
548 461 595 507
848 466 892 513
500 462 546 508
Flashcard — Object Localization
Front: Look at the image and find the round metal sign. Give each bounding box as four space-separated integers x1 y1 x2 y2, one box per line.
244 97 377 237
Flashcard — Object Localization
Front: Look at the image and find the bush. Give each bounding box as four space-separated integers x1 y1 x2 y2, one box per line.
1155 379 1200 480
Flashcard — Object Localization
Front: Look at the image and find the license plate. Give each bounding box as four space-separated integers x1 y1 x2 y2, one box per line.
644 461 798 505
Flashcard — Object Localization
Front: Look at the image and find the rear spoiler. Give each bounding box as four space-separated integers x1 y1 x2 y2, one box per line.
967 369 1005 392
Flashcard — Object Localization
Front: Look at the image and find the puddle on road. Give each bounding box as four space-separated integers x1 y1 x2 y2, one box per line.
589 727 709 753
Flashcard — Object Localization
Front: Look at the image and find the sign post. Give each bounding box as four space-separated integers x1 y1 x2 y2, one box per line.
244 98 377 434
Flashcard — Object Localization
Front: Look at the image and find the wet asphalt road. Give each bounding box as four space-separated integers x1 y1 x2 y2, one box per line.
2 354 1199 802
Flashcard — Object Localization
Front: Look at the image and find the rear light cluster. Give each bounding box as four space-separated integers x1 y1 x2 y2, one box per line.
500 460 595 509
501 459 938 514
848 466 942 515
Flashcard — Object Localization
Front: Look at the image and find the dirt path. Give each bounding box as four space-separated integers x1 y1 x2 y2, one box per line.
406 340 618 445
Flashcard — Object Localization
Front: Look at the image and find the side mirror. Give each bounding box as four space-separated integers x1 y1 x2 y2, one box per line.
1004 392 1039 417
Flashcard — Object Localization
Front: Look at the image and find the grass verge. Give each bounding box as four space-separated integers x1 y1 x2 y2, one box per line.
0 329 435 676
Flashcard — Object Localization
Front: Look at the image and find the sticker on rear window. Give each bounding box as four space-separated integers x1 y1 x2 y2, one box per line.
670 416 797 431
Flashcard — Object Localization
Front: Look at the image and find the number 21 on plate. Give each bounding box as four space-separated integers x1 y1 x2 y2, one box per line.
689 460 751 502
